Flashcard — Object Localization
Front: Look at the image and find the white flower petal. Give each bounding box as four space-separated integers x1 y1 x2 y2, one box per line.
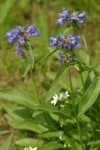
59 93 63 100
51 99 57 105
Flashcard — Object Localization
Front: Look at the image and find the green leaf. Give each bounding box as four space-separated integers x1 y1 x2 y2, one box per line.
88 140 100 146
81 34 88 50
14 119 48 133
22 63 31 78
40 131 63 139
27 41 35 69
34 103 58 113
16 138 44 147
3 103 32 125
0 134 12 150
78 50 90 65
64 136 81 150
44 63 75 102
78 76 100 117
44 64 66 101
39 141 63 150
0 89 37 108
34 103 71 118
32 110 43 118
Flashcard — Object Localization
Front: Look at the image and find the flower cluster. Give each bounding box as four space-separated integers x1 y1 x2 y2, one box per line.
49 34 80 62
51 91 70 105
56 7 87 25
5 25 39 56
49 34 80 49
24 146 37 150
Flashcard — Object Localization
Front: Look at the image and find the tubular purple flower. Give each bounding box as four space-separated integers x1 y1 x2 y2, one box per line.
58 53 64 62
78 12 87 23
18 36 25 44
49 34 64 47
49 37 58 46
16 26 22 33
14 47 24 56
25 25 40 37
67 34 81 48
5 29 17 43
56 18 67 25
56 8 70 25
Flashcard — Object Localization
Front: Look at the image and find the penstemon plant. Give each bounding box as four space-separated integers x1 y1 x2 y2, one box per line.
0 7 100 150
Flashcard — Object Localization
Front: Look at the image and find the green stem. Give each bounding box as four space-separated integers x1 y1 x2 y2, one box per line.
72 50 85 90
68 69 74 105
76 118 84 150
26 40 41 104
36 48 58 65
30 69 41 104
80 73 85 91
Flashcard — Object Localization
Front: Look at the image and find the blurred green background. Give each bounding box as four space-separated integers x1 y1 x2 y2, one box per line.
0 0 100 148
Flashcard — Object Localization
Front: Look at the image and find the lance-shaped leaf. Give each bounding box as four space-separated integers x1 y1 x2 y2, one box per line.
0 89 37 108
78 76 100 117
16 138 44 147
44 64 73 102
14 119 48 133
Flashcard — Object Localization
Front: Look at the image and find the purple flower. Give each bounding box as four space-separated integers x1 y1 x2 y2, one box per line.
56 7 70 25
49 37 58 46
78 12 87 23
49 33 81 63
5 29 17 43
24 25 40 37
49 34 64 47
14 47 24 56
56 18 67 26
58 53 64 62
49 33 80 49
67 34 81 48
68 11 87 23
5 25 40 56
56 7 87 25
5 25 40 45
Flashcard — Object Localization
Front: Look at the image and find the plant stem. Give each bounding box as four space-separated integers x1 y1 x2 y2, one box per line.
26 40 41 104
80 73 85 91
68 69 74 104
68 66 84 149
72 50 85 90
30 69 41 104
76 118 84 150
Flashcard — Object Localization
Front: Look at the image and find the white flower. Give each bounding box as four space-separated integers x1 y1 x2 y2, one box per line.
24 147 37 150
59 93 63 100
51 94 59 105
51 91 70 105
63 91 70 99
59 91 69 100
30 147 37 150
